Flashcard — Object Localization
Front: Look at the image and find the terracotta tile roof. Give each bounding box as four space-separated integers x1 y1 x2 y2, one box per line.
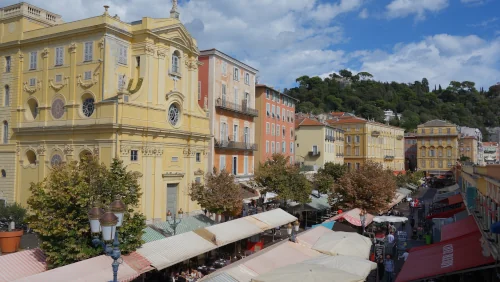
326 117 367 124
299 118 325 126
330 112 345 117
483 142 498 146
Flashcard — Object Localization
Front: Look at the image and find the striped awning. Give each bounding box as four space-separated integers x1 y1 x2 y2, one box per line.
0 248 46 282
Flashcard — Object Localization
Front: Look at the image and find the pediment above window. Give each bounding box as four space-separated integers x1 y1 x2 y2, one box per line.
165 90 185 103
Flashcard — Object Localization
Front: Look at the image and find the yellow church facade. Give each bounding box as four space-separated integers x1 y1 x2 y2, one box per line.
0 2 210 221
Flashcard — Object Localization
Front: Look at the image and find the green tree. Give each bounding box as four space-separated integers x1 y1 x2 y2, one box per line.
329 161 396 213
189 168 243 216
255 154 312 205
27 158 146 269
314 162 347 195
339 69 353 78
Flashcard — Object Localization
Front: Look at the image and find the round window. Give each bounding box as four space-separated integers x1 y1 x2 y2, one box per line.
51 154 62 166
82 98 95 117
168 103 180 126
51 99 65 119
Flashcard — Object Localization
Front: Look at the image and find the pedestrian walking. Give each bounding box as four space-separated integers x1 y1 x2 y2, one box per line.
384 254 395 282
399 250 409 261
377 256 385 281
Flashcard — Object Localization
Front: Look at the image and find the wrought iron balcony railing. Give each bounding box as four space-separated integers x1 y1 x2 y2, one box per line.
325 136 335 142
371 131 380 137
384 155 395 160
215 98 258 117
214 139 258 151
308 151 321 157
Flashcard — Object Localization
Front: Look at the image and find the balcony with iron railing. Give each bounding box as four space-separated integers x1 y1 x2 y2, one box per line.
384 155 395 160
216 98 258 117
308 151 321 157
336 153 344 157
325 136 335 142
371 131 380 137
214 139 258 151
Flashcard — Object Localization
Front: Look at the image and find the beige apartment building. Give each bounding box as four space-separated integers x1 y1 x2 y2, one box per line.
416 120 460 176
295 117 344 170
327 115 405 172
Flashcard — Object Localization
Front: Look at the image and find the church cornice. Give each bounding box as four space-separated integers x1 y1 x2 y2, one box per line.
12 123 212 140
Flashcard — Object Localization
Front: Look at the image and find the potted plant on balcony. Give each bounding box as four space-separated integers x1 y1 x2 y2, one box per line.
0 202 27 253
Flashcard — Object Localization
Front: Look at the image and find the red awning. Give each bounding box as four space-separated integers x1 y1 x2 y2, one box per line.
441 215 478 242
438 194 463 205
426 205 466 219
396 231 495 282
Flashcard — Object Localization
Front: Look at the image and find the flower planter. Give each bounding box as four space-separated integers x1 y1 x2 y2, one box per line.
0 230 24 253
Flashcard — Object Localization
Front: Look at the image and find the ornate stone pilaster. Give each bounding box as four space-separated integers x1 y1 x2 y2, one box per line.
68 43 77 53
41 48 49 58
63 145 74 155
36 145 46 156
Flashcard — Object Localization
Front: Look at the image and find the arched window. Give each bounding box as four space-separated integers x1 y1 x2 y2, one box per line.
1 169 6 178
26 150 37 164
27 99 39 120
171 50 180 73
2 121 7 144
4 85 9 106
79 150 92 161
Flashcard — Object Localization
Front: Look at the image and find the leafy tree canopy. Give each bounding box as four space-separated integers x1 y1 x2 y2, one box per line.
189 168 243 216
329 161 397 213
314 162 347 194
27 158 146 269
254 154 312 205
286 70 500 135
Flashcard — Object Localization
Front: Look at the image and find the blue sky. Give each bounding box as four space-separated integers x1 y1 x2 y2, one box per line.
5 0 500 89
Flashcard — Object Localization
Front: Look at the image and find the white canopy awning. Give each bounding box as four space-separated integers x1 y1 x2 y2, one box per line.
204 218 263 246
301 255 377 278
137 231 217 270
250 208 297 229
312 232 372 259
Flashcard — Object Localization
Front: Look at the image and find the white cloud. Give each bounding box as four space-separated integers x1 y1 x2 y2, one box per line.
352 34 500 88
468 17 498 27
310 0 364 22
386 0 449 21
461 0 486 4
359 8 369 19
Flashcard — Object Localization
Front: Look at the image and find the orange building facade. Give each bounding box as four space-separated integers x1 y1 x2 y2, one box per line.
254 85 297 166
198 49 258 182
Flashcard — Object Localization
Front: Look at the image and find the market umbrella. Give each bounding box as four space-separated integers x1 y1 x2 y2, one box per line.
302 255 377 278
311 232 372 259
251 263 364 282
326 208 374 227
373 216 408 223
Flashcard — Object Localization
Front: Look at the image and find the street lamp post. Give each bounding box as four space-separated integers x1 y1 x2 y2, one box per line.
286 221 300 242
88 197 126 282
360 210 366 235
166 208 183 235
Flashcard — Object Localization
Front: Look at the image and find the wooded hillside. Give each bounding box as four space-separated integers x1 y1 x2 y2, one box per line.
285 70 500 137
